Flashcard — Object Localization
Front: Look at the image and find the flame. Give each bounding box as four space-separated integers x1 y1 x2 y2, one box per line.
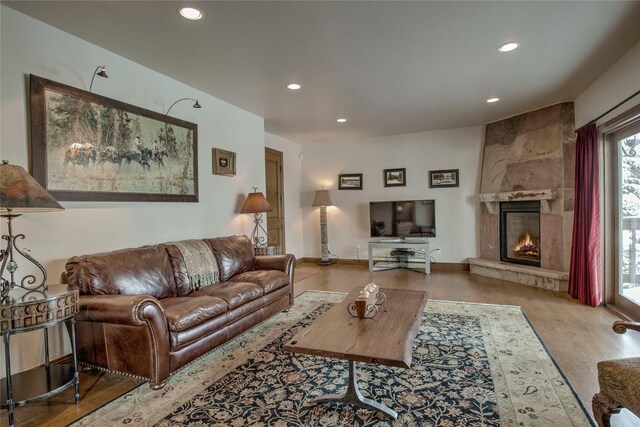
514 233 534 251
513 232 539 257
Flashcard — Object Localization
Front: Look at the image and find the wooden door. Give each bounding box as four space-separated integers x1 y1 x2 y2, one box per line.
265 148 285 252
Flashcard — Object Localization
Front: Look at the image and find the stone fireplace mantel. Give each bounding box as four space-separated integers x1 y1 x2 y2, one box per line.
478 189 558 215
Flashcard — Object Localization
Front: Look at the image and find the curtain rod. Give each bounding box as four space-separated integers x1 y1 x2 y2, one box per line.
575 88 640 133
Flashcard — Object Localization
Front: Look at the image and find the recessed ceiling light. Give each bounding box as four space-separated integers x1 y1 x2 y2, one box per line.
498 42 519 52
486 97 500 103
337 118 347 123
287 83 301 90
178 7 203 20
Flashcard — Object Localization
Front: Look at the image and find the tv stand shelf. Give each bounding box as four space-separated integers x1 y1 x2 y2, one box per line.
368 239 430 274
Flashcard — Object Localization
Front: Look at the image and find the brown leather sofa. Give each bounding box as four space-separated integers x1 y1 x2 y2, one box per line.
64 235 295 389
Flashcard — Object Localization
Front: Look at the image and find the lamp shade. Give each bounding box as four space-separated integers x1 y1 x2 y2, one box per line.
241 192 273 213
312 189 333 207
0 162 63 213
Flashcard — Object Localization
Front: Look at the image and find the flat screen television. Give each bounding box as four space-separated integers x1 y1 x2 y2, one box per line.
369 199 436 238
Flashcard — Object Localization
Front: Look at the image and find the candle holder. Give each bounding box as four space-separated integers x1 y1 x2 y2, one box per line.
347 283 386 319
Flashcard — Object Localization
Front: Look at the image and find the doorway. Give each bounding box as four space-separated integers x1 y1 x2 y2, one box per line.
612 121 640 318
604 103 640 320
265 148 285 252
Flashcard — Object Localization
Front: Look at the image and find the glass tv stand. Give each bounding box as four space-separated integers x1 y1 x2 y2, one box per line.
368 239 430 274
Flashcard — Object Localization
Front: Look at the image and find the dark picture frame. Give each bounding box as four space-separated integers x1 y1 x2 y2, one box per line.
338 173 363 190
383 168 406 187
29 75 198 202
429 169 459 188
212 148 236 176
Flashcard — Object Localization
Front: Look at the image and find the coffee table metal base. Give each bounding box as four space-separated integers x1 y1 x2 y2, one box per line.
313 360 398 419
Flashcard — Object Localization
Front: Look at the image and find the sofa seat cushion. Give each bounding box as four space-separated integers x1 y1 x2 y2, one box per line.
597 357 640 416
231 270 289 294
190 282 263 309
160 296 228 332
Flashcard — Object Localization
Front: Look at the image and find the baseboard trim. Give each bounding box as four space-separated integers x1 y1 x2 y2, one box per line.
605 304 637 322
300 257 368 266
299 258 469 271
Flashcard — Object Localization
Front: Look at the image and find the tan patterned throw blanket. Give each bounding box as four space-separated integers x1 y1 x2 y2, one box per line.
171 240 219 291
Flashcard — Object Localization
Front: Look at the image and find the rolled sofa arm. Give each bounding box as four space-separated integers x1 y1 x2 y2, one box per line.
613 320 640 334
255 254 296 275
76 294 171 389
255 254 296 307
79 294 166 325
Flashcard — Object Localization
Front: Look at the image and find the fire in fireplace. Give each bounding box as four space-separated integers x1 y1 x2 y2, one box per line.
500 201 541 267
513 233 540 259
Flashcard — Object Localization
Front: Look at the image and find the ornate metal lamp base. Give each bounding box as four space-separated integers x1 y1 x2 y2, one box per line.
249 212 268 248
1 214 48 303
313 360 398 419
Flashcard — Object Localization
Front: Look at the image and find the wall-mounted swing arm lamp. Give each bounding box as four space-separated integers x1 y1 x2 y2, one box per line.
312 189 334 266
166 98 201 116
89 65 108 92
241 187 273 248
0 161 64 302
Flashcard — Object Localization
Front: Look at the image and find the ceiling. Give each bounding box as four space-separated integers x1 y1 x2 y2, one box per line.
5 1 640 144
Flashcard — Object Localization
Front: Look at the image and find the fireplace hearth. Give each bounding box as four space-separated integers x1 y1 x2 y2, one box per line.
500 201 541 267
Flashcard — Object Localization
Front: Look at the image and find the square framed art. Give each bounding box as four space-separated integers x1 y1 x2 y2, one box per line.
212 148 236 176
384 168 406 187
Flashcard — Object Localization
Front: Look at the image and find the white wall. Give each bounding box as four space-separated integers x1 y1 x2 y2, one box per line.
265 133 304 258
300 126 484 263
575 40 640 127
0 6 266 374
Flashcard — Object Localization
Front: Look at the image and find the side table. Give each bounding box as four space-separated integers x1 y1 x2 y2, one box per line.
0 284 80 427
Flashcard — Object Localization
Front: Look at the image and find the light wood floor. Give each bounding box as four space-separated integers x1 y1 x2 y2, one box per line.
3 263 640 426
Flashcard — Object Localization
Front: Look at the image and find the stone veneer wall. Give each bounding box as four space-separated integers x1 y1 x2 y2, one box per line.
479 102 575 271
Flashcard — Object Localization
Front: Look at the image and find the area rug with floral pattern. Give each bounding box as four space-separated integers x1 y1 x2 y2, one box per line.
72 290 593 426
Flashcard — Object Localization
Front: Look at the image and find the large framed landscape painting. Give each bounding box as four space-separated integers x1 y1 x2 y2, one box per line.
29 75 198 202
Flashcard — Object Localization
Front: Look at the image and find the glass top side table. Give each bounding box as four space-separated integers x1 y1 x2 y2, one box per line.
0 284 80 427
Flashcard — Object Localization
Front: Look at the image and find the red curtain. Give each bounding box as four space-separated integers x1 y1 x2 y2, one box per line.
569 123 602 306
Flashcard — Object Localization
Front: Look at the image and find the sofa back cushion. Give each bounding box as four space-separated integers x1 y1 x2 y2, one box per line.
205 235 254 281
65 245 177 299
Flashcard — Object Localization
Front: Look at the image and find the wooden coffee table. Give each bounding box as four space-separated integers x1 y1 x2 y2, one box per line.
283 287 428 419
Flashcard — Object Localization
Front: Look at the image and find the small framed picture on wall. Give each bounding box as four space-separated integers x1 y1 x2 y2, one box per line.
212 148 236 176
429 169 459 188
384 168 406 187
338 173 363 190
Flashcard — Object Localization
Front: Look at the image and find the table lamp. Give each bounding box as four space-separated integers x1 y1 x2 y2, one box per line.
0 161 64 300
241 187 273 248
312 189 334 266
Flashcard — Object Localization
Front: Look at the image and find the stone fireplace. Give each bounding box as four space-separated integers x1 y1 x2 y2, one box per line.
469 102 575 292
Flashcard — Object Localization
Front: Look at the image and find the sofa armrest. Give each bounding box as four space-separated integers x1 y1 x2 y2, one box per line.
255 254 296 307
78 294 166 325
614 321 640 335
255 254 296 275
76 294 171 389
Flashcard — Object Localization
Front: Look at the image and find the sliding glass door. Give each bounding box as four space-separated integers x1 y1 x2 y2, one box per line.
615 122 640 317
